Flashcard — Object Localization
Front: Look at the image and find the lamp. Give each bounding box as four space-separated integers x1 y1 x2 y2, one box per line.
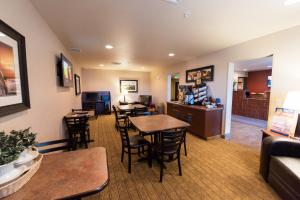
122 90 128 103
283 91 300 111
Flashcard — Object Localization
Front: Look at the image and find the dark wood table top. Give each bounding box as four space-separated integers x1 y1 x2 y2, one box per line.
117 104 146 111
6 147 109 200
129 114 190 133
65 110 95 118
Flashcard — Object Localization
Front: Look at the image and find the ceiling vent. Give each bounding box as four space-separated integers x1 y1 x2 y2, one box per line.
69 48 82 53
161 0 180 5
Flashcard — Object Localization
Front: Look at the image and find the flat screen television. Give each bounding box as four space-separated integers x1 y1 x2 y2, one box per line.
58 53 73 87
267 76 272 88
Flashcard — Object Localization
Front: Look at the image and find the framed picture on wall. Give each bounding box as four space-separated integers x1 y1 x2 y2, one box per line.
186 65 214 83
120 80 138 93
0 20 30 117
74 74 81 95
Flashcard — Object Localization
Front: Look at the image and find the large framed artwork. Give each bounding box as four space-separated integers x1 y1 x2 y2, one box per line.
120 80 138 93
0 20 30 117
186 65 214 83
74 74 81 95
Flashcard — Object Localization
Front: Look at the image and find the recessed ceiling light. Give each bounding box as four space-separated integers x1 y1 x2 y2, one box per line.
161 0 180 5
243 69 248 71
0 32 6 37
184 11 192 18
141 67 145 69
105 44 114 49
99 64 105 67
267 65 272 68
284 0 300 5
168 53 175 57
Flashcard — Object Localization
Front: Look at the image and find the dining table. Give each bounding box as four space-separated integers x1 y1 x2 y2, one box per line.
117 104 146 112
64 110 95 118
6 147 109 200
129 114 190 133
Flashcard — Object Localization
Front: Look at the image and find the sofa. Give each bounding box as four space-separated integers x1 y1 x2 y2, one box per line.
260 136 300 200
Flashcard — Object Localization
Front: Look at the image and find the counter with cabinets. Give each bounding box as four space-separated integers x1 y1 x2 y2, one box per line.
167 102 223 140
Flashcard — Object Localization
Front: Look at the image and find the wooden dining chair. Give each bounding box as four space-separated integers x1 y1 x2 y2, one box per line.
118 124 152 173
112 105 128 130
35 138 76 154
133 107 151 117
175 113 191 156
64 116 89 149
155 128 185 182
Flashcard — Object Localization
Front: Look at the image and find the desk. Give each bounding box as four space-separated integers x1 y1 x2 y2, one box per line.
129 114 190 133
6 147 109 200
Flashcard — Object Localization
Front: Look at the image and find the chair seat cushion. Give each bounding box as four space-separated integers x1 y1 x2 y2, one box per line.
268 156 300 200
129 135 150 147
153 144 177 155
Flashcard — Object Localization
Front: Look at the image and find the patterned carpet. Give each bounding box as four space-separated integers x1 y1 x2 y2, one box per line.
84 114 279 200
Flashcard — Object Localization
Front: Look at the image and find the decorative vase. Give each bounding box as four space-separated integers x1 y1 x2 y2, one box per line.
0 161 15 177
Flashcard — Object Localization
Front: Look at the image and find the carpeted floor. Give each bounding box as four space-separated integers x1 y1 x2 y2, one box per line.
84 114 279 200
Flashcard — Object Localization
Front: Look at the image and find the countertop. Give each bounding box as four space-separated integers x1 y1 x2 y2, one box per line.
168 102 223 111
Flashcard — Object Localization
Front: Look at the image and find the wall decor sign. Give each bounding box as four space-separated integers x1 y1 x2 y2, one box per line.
120 80 138 93
0 20 30 117
186 65 214 83
74 74 81 95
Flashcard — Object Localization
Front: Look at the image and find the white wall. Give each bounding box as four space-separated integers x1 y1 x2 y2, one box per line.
82 69 151 106
0 0 81 142
151 25 300 135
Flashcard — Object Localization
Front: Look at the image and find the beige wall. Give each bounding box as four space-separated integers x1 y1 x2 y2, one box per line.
151 25 300 135
82 69 151 107
0 0 81 142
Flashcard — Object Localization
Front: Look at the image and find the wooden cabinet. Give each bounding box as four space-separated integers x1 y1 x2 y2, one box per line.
167 102 223 140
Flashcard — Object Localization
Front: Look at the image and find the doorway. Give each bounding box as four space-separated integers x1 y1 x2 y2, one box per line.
169 73 180 102
227 56 273 149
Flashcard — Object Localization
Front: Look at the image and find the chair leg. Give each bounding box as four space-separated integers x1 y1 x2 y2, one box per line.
128 150 131 174
138 148 141 157
160 158 164 182
148 145 152 168
121 147 124 162
184 136 187 156
178 152 182 176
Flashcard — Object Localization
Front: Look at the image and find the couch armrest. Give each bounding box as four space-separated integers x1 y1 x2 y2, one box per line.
259 136 300 181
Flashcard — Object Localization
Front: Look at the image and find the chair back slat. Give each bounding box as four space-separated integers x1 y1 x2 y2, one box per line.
118 125 130 147
64 116 88 134
160 128 185 155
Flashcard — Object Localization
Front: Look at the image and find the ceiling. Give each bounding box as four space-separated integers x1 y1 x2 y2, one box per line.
234 56 273 72
30 0 300 71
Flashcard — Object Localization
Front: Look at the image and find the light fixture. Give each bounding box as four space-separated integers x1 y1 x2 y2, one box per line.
168 53 175 57
161 0 180 5
243 69 248 71
0 32 6 37
284 0 300 5
99 64 105 67
184 11 192 18
267 65 272 68
105 44 114 49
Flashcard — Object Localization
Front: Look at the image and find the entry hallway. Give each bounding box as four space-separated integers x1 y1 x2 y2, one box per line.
85 115 278 200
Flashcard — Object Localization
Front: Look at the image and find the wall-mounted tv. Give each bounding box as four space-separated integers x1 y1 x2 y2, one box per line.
58 53 73 87
267 76 272 88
